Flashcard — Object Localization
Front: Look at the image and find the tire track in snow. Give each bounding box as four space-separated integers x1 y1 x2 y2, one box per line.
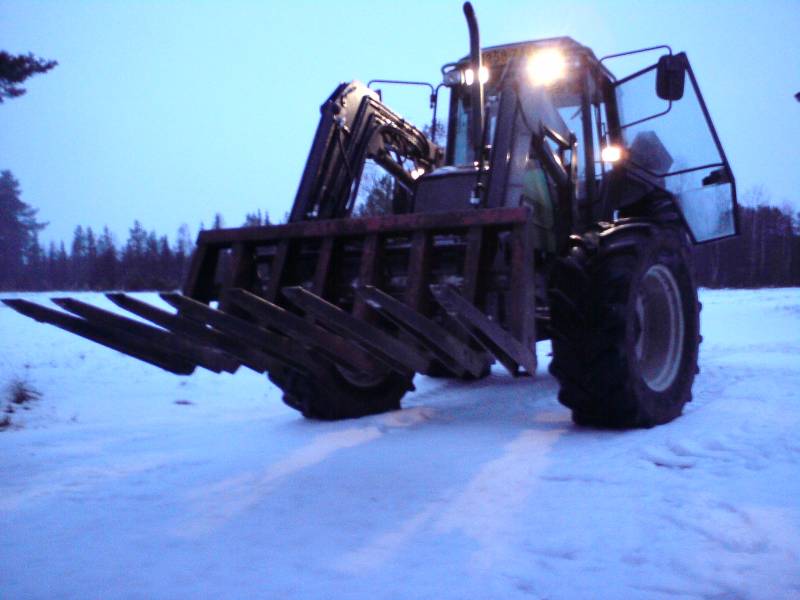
336 502 444 574
435 427 563 570
175 426 383 537
336 426 565 573
174 408 435 538
0 452 175 512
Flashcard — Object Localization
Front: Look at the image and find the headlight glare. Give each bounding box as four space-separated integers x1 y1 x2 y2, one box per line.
527 49 567 86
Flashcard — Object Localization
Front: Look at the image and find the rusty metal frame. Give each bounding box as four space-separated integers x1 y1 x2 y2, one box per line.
3 205 539 397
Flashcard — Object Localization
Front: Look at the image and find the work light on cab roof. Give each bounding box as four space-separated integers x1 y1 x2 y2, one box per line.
443 46 569 87
526 48 568 86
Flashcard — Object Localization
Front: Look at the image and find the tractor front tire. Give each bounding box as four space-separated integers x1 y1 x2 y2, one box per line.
549 222 700 428
269 361 412 421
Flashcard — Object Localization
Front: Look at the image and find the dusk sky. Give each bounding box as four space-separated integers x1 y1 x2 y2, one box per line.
2 0 798 246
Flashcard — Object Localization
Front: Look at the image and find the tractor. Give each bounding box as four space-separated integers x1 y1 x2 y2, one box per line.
4 3 737 428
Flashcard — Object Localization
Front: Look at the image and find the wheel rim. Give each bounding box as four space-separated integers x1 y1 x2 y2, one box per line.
335 364 390 389
633 264 685 392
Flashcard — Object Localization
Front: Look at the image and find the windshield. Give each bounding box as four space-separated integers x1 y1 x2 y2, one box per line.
447 76 585 170
447 85 499 166
451 91 473 165
443 55 594 222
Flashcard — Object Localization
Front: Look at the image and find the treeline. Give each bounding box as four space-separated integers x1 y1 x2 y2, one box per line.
4 211 272 292
693 204 800 288
10 222 195 291
3 168 800 291
1 169 274 291
15 204 797 291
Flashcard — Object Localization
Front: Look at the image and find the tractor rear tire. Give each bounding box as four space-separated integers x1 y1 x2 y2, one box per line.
548 222 700 428
269 361 412 420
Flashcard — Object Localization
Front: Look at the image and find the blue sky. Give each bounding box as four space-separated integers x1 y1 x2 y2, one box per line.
1 0 798 246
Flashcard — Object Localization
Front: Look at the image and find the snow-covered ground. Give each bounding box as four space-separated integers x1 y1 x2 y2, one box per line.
1 288 798 599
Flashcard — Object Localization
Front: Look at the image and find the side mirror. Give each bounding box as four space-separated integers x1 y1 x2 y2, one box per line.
656 54 686 101
702 167 731 187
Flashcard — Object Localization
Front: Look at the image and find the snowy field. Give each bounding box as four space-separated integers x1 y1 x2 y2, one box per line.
1 288 798 599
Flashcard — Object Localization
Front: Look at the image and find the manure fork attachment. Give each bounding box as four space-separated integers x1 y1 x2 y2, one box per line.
2 208 539 415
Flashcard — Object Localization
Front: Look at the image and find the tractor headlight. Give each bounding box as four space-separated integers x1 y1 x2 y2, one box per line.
443 66 489 87
601 145 623 163
527 49 567 86
464 66 490 86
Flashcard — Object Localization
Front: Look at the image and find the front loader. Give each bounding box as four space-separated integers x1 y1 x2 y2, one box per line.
4 3 738 428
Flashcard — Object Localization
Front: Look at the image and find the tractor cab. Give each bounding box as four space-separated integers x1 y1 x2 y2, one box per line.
415 37 737 247
415 38 607 252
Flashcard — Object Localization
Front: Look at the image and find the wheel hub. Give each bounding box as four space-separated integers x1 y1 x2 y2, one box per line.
633 264 685 392
335 364 391 389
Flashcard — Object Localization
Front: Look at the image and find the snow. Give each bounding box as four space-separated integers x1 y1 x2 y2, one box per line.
1 288 798 599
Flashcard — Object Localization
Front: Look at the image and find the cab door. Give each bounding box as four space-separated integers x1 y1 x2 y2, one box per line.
610 53 738 243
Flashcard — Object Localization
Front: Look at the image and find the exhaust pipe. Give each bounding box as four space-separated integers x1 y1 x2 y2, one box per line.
463 2 484 163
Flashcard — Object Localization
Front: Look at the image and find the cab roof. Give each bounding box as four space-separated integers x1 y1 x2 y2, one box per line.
451 37 615 81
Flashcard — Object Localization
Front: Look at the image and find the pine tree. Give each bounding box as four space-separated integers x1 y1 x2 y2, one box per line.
157 235 174 288
70 225 87 288
355 174 394 217
243 209 271 226
0 51 57 103
0 170 46 289
56 242 69 290
46 241 58 289
96 226 117 290
24 231 45 290
123 220 149 289
174 224 194 283
85 227 98 289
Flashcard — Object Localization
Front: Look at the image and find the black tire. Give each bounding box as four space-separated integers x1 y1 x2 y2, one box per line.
424 360 491 380
548 221 700 428
268 360 412 420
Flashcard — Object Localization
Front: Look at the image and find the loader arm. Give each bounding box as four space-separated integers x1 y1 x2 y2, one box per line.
289 81 440 223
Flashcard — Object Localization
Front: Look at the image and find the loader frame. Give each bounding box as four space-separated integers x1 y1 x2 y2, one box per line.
4 207 539 387
184 206 537 378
